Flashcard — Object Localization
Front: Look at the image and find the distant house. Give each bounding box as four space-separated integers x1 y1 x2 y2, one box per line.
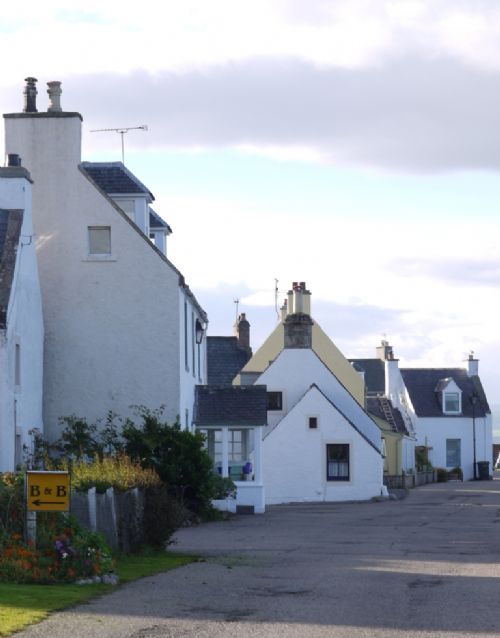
206 313 252 385
0 158 43 470
354 341 492 481
350 344 416 475
3 78 207 437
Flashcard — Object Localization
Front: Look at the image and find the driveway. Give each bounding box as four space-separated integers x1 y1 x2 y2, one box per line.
14 479 500 638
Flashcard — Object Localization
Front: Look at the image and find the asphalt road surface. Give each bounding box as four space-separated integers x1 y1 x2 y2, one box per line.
14 478 500 638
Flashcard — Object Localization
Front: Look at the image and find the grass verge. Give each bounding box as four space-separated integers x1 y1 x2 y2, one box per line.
0 550 196 637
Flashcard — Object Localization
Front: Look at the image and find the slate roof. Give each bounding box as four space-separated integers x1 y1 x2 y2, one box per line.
207 336 252 385
349 358 385 395
366 397 408 435
194 385 267 427
0 209 23 328
400 368 490 418
149 208 172 233
81 162 154 199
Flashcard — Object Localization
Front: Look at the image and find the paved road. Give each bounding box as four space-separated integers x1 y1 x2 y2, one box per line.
14 479 500 638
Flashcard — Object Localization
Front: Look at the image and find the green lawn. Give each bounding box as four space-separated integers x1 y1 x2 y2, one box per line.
0 550 196 637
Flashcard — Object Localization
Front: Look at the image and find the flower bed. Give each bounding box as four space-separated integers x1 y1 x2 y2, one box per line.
0 514 114 584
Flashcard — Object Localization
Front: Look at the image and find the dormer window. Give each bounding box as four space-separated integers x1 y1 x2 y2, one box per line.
444 392 460 413
436 377 462 414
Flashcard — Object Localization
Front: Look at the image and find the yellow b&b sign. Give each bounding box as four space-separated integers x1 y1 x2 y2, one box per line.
26 471 71 512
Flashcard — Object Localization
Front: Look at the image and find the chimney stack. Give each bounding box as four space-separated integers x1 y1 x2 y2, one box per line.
464 351 479 377
287 281 311 315
234 313 251 353
376 339 394 361
23 77 38 113
47 81 62 112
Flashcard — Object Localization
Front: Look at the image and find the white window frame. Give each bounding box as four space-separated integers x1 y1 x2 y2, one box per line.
87 226 113 260
443 391 461 414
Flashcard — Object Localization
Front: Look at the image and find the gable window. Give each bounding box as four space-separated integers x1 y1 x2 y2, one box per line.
444 392 460 414
446 439 461 468
88 226 111 255
326 444 350 481
309 417 318 429
267 391 283 411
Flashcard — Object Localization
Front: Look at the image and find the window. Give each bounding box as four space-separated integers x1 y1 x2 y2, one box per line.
267 391 283 411
15 343 21 387
444 392 460 413
88 226 111 255
446 439 461 468
184 302 189 371
191 312 195 377
326 444 350 481
309 417 318 429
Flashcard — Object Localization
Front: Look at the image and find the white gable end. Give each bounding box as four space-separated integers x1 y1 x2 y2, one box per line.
263 385 383 504
257 348 382 452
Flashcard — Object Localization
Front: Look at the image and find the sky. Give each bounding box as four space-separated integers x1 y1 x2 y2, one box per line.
1 0 500 435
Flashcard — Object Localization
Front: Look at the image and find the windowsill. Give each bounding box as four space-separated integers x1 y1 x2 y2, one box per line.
83 255 116 262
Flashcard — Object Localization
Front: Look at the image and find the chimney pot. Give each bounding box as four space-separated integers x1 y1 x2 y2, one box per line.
23 77 38 113
7 154 21 167
47 81 62 112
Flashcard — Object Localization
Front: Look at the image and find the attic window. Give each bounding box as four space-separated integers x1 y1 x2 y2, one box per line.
88 226 111 255
267 391 283 411
443 392 461 414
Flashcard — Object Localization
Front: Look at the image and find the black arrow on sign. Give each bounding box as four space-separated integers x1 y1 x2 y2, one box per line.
31 499 65 506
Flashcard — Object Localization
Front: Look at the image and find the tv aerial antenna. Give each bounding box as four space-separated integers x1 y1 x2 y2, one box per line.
90 125 148 163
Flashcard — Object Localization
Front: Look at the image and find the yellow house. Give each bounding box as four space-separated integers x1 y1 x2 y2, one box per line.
235 282 365 407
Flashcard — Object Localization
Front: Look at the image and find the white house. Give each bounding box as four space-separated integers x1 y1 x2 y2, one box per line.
3 78 207 438
0 156 44 470
244 285 384 504
357 341 492 481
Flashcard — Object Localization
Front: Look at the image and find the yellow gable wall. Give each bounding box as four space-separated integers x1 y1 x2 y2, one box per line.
236 320 365 406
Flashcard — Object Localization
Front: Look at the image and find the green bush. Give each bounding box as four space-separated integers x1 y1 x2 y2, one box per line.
436 468 448 483
123 407 216 516
0 473 24 542
143 485 189 547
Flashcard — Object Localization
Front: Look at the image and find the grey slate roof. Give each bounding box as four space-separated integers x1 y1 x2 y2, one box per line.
0 209 23 328
194 385 267 427
81 162 154 199
366 397 408 435
207 336 252 385
149 208 172 233
401 368 490 417
349 358 385 394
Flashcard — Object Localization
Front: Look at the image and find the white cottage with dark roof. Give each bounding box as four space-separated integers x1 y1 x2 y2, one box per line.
3 78 207 437
0 159 44 470
356 341 492 481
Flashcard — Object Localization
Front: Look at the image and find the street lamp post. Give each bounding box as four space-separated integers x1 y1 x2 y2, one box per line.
469 392 479 480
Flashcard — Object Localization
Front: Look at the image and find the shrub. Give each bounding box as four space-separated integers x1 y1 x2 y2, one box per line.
212 475 237 500
0 473 24 542
122 407 216 516
436 468 448 483
143 485 189 547
448 466 463 481
62 454 161 493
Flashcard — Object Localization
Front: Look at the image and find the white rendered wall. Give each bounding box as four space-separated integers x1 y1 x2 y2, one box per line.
4 114 185 436
415 414 492 481
179 288 207 429
0 175 44 470
263 386 383 504
257 348 382 452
